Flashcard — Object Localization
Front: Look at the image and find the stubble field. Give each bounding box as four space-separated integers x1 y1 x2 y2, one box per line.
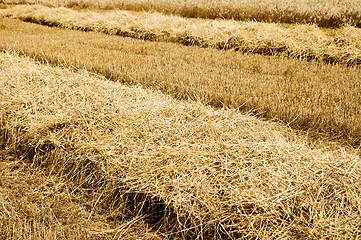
1 1 361 239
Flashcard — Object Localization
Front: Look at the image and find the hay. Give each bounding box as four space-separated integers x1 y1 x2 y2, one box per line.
1 52 360 238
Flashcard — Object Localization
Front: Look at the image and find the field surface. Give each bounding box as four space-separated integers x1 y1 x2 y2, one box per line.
1 1 361 239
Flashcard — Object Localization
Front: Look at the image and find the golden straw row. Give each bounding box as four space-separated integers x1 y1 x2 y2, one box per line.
1 52 360 239
1 5 361 65
2 0 361 27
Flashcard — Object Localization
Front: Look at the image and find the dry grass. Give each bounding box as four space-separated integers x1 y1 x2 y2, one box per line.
1 51 361 239
1 5 361 65
2 0 361 27
1 18 361 147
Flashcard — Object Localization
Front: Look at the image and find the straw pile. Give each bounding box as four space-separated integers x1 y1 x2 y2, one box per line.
1 52 360 238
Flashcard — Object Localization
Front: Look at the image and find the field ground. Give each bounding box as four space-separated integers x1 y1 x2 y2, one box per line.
1 52 360 239
2 0 361 28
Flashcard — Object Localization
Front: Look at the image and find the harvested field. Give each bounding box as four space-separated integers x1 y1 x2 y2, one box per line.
2 0 361 27
1 18 361 146
1 0 361 238
1 5 361 65
1 52 361 239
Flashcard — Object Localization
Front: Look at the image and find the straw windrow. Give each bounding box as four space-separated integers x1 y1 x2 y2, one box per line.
1 5 361 65
1 52 360 239
2 0 361 28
